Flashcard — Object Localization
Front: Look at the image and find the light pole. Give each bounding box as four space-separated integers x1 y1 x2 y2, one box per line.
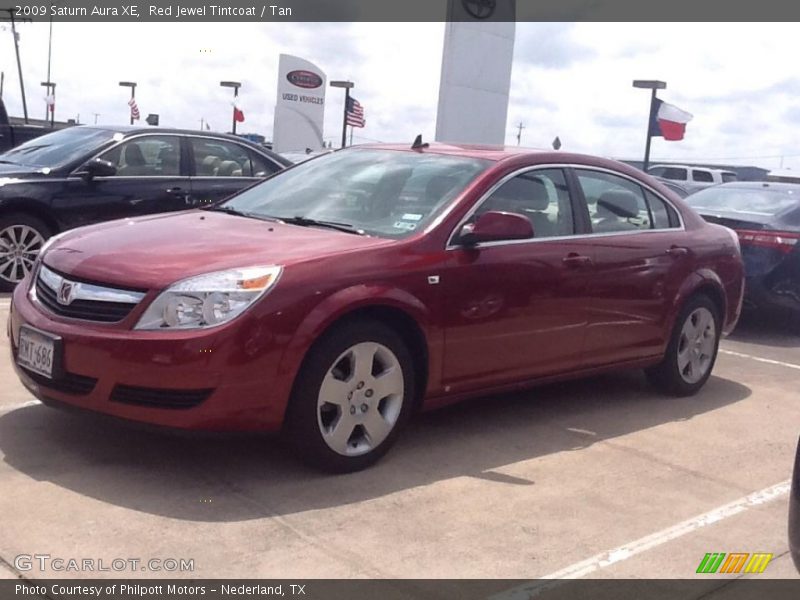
119 81 137 125
633 79 667 171
40 81 55 127
330 80 354 149
220 81 241 134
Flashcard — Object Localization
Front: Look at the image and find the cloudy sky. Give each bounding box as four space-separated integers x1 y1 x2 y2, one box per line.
1 22 798 170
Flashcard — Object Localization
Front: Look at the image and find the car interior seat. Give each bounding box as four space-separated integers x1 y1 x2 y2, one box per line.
200 155 221 176
218 160 242 177
594 190 642 232
158 146 179 175
118 144 148 176
484 177 554 238
370 167 413 219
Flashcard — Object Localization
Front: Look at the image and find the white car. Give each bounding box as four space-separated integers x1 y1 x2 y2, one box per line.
647 164 737 193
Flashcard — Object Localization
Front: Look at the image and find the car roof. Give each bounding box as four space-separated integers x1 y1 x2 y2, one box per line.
354 143 635 171
71 125 272 146
649 164 736 175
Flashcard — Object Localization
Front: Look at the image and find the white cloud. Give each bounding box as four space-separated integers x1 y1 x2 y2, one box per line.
1 21 798 170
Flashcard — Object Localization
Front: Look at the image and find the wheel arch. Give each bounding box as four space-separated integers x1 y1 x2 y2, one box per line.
278 286 433 426
0 199 61 236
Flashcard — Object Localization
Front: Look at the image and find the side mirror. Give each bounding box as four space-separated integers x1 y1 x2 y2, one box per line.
458 211 534 245
80 158 117 180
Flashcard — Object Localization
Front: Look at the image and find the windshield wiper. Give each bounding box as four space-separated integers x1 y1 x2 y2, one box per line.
205 205 275 221
279 215 366 235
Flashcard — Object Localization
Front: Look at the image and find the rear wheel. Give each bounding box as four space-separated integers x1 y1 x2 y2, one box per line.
647 294 721 396
285 319 415 472
0 213 51 292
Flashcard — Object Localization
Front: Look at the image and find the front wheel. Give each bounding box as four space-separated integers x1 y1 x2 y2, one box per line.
284 319 415 473
0 213 52 292
646 294 721 396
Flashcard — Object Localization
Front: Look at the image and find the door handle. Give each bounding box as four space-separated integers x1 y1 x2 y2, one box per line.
665 246 689 257
166 187 184 195
562 253 593 268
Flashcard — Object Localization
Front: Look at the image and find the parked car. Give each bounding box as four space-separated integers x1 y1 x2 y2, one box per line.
7 143 744 472
0 98 59 153
791 436 800 572
686 182 800 319
0 125 290 291
648 164 738 193
653 177 690 198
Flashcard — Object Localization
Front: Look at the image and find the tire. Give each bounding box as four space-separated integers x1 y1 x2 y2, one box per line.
0 212 52 293
284 319 416 473
646 294 721 396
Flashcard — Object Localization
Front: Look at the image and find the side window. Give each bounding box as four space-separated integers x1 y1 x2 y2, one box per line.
645 191 680 229
661 167 687 181
692 170 714 183
721 172 738 183
99 136 181 177
191 138 256 177
474 169 574 239
576 170 651 233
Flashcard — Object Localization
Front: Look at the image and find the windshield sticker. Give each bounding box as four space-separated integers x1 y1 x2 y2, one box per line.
394 221 418 231
401 213 423 221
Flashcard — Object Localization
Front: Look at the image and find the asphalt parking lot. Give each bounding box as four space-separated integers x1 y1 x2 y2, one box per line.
1 291 798 585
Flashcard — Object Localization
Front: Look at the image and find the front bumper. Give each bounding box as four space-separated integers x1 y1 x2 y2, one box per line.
8 280 289 432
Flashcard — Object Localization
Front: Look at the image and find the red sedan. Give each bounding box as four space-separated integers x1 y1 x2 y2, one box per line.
7 143 744 471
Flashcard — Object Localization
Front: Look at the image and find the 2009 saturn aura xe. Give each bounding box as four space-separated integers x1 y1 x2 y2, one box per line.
7 143 745 472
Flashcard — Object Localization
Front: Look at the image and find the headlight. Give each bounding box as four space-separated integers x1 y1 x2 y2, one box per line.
134 266 282 330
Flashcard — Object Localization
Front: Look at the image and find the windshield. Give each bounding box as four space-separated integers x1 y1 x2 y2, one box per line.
0 127 118 168
686 186 799 217
219 149 491 238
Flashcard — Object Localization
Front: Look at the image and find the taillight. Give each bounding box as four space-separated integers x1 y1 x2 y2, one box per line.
736 229 799 254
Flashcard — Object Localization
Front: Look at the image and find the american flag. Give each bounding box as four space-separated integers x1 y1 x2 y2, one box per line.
346 96 365 128
128 97 140 121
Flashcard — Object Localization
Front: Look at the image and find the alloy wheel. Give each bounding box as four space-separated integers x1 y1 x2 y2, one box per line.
0 224 45 285
316 341 405 457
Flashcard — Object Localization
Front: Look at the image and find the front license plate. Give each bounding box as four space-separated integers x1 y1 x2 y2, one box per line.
17 326 60 379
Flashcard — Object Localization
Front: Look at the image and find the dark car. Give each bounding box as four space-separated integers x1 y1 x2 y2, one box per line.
686 182 800 319
0 125 290 291
8 143 744 472
653 177 691 199
791 436 800 572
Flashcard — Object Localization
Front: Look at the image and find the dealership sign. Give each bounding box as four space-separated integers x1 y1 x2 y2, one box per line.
272 55 326 153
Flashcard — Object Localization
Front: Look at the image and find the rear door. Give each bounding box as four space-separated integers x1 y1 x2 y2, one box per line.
187 137 282 206
573 168 691 365
53 134 190 229
441 167 592 393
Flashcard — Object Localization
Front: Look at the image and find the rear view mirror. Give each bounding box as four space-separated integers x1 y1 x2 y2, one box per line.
459 211 533 245
80 158 117 180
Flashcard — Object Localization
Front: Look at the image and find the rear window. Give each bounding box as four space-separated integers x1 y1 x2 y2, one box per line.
721 172 738 183
686 186 799 217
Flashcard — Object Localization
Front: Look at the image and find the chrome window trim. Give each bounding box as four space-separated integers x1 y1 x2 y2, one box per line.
37 264 146 304
68 132 283 179
445 163 686 251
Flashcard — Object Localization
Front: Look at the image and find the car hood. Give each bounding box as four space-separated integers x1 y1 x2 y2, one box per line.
0 162 53 181
43 211 395 290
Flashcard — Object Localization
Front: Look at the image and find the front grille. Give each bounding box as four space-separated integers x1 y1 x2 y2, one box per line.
34 266 144 323
19 366 98 395
110 385 213 410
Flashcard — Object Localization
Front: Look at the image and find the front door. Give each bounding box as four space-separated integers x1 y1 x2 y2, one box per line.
53 134 190 229
441 168 591 394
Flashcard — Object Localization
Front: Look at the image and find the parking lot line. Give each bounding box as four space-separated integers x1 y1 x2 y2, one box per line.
490 480 790 599
719 348 800 371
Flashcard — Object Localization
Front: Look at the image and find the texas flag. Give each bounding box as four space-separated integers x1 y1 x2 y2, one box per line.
232 100 245 123
650 99 693 141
